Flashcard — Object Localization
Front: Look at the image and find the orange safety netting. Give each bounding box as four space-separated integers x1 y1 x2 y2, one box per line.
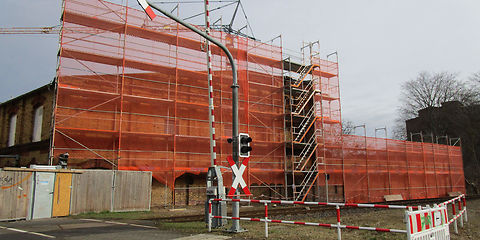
54 0 465 203
55 0 284 190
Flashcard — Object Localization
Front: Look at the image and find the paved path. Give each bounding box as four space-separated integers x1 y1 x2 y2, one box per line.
0 218 230 240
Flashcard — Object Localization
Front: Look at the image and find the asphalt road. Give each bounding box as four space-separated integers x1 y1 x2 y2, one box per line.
0 218 227 240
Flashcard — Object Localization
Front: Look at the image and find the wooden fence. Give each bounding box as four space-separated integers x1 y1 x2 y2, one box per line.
0 170 33 221
0 169 152 220
70 170 152 214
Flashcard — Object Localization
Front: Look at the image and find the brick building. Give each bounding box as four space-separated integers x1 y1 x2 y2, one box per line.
0 83 54 167
406 101 480 194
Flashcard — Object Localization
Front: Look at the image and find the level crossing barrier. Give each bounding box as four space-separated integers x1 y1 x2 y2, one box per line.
208 198 418 239
441 194 467 234
207 195 468 239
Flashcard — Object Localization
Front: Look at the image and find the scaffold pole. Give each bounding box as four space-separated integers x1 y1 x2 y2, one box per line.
145 0 241 232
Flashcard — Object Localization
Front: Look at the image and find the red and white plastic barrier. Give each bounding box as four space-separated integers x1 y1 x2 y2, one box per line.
208 195 468 239
406 204 449 240
208 198 411 239
440 194 467 234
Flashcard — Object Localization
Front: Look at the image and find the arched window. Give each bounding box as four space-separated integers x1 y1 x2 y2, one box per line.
32 105 44 142
8 114 17 147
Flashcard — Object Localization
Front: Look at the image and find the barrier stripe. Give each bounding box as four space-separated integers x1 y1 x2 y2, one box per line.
212 198 418 210
211 215 406 233
415 213 421 232
448 209 466 225
202 0 218 167
444 209 447 225
431 211 435 228
441 194 464 205
136 0 156 20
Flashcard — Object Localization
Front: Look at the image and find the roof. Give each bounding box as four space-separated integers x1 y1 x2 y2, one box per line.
0 82 54 107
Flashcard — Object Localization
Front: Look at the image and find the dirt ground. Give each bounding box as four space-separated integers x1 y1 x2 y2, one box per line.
156 198 479 240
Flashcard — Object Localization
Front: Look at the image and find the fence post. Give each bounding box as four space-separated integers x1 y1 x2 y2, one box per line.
405 207 412 240
451 201 458 234
208 200 212 232
336 205 341 240
265 202 268 238
458 199 463 228
463 196 468 222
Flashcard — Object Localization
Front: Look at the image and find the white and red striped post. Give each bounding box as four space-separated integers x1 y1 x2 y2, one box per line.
451 201 458 234
406 207 413 239
203 0 217 167
463 196 468 222
208 199 212 232
136 0 156 20
264 202 268 238
458 199 463 227
336 205 342 240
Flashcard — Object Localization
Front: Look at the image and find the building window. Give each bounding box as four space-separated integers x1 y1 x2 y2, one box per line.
8 114 17 147
32 105 44 142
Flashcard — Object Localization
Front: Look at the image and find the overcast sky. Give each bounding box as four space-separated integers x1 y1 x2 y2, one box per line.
1 0 479 137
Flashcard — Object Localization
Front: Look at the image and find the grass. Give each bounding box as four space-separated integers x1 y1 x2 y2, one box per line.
69 199 480 239
154 199 480 240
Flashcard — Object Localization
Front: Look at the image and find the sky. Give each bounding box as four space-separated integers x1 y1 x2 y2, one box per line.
1 0 479 137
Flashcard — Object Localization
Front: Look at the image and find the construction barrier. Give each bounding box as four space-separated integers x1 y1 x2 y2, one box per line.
208 195 468 239
208 198 416 239
441 194 467 234
406 205 449 240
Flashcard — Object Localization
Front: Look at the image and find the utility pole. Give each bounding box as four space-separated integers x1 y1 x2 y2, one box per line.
140 0 243 232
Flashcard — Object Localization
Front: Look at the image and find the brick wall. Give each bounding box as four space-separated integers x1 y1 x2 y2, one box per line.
0 84 54 167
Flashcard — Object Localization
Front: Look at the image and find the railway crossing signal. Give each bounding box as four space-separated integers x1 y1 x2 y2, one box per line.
239 133 252 158
227 155 251 197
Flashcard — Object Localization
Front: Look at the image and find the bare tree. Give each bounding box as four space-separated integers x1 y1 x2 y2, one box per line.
342 119 355 135
470 71 480 102
399 72 476 119
393 71 478 140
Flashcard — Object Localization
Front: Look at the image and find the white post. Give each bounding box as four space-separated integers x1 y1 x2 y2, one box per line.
208 200 212 232
452 202 458 234
264 202 268 238
459 201 464 228
336 205 341 240
405 207 412 240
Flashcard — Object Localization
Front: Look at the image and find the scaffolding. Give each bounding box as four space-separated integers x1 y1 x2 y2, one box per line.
53 0 465 204
54 0 285 203
283 43 465 203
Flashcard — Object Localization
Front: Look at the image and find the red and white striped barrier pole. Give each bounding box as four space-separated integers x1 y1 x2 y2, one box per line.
136 0 156 20
458 199 464 227
336 205 341 240
208 200 212 232
441 194 468 235
451 201 458 234
442 194 465 205
212 216 407 233
264 203 268 238
210 215 406 235
448 208 466 225
213 198 420 210
209 198 407 238
203 0 218 167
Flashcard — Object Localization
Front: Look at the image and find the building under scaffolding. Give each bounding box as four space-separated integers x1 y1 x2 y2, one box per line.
2 0 465 205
